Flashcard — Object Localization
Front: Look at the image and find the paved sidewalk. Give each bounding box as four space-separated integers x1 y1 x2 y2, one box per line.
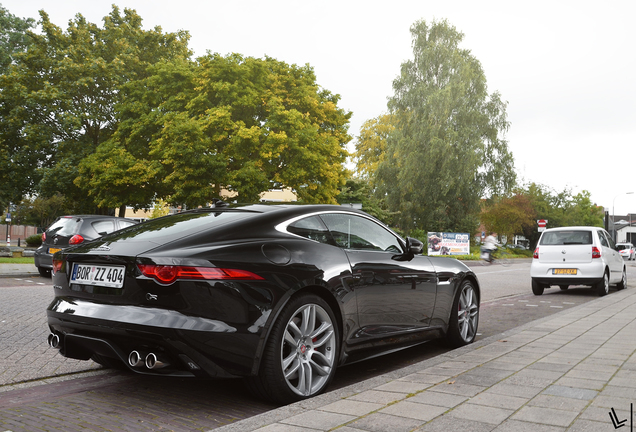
216 287 636 432
0 263 39 278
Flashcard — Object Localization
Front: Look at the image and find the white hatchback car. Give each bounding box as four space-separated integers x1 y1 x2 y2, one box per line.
530 226 626 296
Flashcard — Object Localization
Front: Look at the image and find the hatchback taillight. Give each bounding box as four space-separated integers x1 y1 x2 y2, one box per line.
533 247 539 259
42 232 47 242
592 246 601 258
69 234 84 245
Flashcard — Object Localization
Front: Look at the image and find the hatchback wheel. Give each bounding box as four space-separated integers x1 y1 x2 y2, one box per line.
531 279 544 296
246 294 338 404
446 280 479 347
596 271 609 296
616 268 627 291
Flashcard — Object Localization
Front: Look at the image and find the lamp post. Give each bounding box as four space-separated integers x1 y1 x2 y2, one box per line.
612 192 634 242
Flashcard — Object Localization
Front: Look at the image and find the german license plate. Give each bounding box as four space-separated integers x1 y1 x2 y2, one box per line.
71 263 125 288
553 268 577 275
48 248 61 255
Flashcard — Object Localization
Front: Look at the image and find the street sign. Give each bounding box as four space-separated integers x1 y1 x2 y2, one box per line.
538 219 548 232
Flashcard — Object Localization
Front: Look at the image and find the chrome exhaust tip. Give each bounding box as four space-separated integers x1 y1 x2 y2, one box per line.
47 333 60 349
128 350 146 368
145 352 169 369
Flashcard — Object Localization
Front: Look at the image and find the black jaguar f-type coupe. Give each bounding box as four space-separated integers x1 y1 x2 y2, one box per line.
47 203 480 404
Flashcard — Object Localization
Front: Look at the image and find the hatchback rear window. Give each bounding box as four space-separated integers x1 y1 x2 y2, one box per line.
47 217 80 236
617 244 633 251
540 230 592 245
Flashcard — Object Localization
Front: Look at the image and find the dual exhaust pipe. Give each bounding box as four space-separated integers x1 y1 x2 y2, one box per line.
128 350 170 370
47 334 169 370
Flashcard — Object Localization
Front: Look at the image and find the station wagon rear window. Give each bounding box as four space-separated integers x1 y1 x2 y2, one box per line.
540 230 592 245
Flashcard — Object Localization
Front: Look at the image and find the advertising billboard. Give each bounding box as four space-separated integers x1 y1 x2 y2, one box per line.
427 232 470 256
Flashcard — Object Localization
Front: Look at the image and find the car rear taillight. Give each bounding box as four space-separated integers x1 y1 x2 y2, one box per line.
137 264 265 285
52 259 63 274
42 232 47 242
69 234 84 245
533 247 539 259
592 246 601 258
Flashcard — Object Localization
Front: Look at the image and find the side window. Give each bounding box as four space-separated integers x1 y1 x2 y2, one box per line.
287 216 333 245
597 230 609 248
92 220 116 235
118 220 137 229
320 213 402 252
602 230 616 249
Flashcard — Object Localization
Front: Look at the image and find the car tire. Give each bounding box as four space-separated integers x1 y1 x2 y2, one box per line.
246 294 339 404
596 271 610 296
616 268 627 291
559 285 569 291
531 279 544 296
446 280 479 348
37 267 51 278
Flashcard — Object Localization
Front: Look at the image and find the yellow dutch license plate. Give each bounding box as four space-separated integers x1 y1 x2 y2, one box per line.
553 268 577 275
48 248 61 254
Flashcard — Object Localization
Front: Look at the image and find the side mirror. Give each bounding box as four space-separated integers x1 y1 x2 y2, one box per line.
407 237 424 255
392 237 424 261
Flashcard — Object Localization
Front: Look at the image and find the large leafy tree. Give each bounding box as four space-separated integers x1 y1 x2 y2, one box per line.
0 5 35 209
0 6 191 214
376 19 515 234
79 54 351 208
354 113 394 183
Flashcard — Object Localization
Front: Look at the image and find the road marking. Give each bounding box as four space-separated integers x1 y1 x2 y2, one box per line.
526 304 538 307
563 302 576 305
550 306 564 308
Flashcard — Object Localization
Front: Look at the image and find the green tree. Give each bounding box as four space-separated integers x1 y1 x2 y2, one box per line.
0 4 34 75
83 54 351 208
376 19 515 234
354 113 395 183
0 6 191 215
481 193 536 243
14 193 70 228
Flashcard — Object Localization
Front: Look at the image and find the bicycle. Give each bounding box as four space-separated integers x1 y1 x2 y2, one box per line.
480 247 512 267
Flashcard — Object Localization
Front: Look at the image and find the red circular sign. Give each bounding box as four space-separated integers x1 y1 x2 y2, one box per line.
538 219 547 227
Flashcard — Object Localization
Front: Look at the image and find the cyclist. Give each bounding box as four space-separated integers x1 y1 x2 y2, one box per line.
482 232 501 264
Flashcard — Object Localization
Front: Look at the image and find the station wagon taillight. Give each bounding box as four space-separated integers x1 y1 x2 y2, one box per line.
69 234 84 245
592 246 601 258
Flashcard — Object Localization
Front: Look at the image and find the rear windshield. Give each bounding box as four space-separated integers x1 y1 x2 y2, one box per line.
617 244 632 251
47 217 80 236
540 230 592 245
103 210 259 242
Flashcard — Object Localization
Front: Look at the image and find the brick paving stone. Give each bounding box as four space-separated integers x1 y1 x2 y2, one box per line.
379 400 447 422
419 415 495 432
280 410 356 431
345 412 424 432
447 403 514 425
347 390 405 405
491 419 565 431
318 399 384 416
528 394 590 412
408 390 467 408
511 406 579 427
428 381 486 397
566 419 607 432
468 392 528 410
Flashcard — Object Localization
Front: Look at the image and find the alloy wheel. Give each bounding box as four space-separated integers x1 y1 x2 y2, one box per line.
281 303 336 397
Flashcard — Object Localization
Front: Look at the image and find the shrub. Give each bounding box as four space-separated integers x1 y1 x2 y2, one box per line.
26 234 42 247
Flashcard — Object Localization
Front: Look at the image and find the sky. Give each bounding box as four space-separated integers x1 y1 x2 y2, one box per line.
5 0 636 217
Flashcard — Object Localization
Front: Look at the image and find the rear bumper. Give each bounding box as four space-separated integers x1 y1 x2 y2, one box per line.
530 260 604 283
47 296 262 378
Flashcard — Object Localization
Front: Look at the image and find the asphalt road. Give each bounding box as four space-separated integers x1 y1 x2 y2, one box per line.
1 259 635 431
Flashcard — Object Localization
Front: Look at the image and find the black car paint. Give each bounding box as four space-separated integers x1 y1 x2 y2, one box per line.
47 205 479 386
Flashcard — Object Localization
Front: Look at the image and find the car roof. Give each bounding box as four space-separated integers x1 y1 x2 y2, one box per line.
542 226 603 232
